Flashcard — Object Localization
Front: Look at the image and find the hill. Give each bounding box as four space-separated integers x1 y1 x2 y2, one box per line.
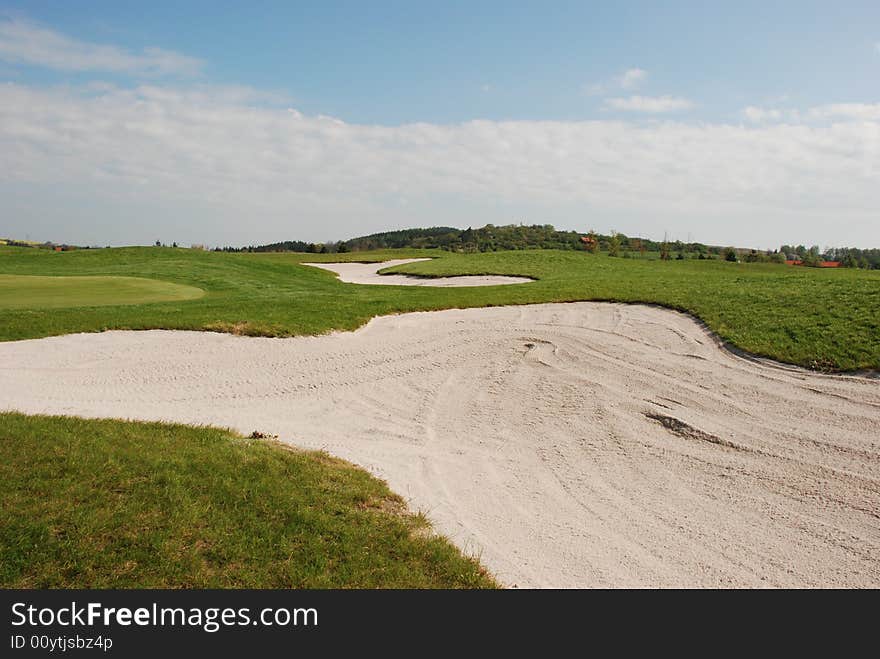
228 223 713 257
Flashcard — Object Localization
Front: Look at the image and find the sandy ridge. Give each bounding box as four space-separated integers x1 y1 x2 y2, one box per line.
1 301 879 587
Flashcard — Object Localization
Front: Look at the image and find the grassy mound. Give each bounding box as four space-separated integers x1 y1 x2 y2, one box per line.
0 413 496 589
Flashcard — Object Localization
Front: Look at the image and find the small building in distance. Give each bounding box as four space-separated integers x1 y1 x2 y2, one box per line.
580 235 598 250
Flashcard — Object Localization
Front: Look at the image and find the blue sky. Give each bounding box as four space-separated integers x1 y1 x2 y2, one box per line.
1 2 879 247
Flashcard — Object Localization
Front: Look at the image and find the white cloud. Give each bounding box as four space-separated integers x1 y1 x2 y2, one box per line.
594 70 690 115
605 95 693 112
618 68 647 89
0 82 878 248
0 18 203 76
586 68 647 96
743 103 880 124
808 103 880 121
743 106 784 123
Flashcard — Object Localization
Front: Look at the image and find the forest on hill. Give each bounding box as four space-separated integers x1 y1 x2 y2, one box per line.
223 224 715 258
214 224 879 268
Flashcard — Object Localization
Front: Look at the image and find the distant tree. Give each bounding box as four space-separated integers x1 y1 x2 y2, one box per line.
802 251 822 267
461 226 475 250
723 247 738 262
842 253 859 268
608 231 621 257
337 241 350 253
155 240 161 247
660 232 671 261
172 242 178 248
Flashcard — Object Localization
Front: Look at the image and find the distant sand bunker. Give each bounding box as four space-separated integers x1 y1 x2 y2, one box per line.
2 302 879 587
303 258 533 286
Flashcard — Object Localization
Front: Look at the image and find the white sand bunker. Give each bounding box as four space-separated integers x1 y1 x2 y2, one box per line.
2 302 879 588
303 258 533 286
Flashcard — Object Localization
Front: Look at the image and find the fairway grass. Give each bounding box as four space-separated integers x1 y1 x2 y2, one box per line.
0 412 497 588
0 274 204 309
0 245 878 370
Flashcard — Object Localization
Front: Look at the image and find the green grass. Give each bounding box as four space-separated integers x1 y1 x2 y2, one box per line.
0 412 497 589
0 274 204 309
0 245 878 370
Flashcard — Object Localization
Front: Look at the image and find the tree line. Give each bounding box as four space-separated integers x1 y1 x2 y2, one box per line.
177 225 878 269
217 224 717 257
781 244 879 269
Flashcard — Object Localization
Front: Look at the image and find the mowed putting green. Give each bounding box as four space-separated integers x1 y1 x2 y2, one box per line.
0 274 204 309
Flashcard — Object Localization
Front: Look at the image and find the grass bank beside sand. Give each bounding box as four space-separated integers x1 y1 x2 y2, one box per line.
1 245 877 370
0 413 497 589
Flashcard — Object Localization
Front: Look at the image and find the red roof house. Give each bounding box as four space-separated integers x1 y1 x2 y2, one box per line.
580 235 597 248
